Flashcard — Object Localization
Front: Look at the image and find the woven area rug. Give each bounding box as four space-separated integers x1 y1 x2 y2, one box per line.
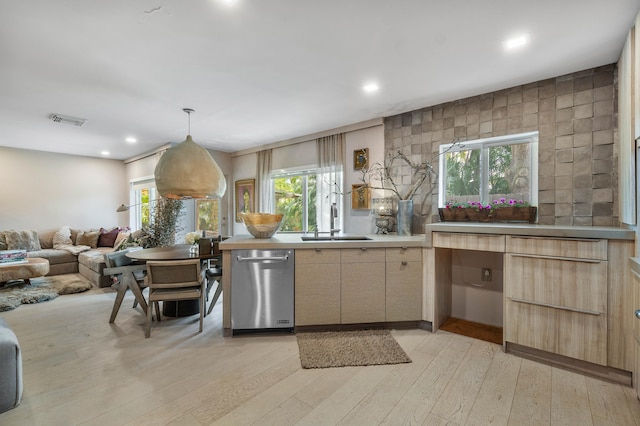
0 273 93 312
296 329 412 369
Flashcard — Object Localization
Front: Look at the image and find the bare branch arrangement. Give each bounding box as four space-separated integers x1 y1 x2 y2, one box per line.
359 139 462 201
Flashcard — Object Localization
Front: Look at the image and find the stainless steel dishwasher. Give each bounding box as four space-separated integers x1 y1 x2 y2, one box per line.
231 249 295 334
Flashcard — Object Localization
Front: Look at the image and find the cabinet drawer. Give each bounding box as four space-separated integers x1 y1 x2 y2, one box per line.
295 248 341 264
505 254 607 313
386 247 422 262
506 236 607 260
341 248 385 263
505 299 607 366
433 232 505 252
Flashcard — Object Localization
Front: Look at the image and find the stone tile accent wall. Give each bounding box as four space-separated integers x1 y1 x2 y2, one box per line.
383 64 617 227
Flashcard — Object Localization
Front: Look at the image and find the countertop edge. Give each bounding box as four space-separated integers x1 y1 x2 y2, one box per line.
424 222 635 241
219 233 426 250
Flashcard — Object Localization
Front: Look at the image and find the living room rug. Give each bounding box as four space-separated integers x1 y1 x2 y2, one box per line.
296 329 412 369
0 274 93 312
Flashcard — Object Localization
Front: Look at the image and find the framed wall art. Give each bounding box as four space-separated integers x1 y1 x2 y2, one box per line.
351 184 370 210
353 148 368 170
235 179 255 222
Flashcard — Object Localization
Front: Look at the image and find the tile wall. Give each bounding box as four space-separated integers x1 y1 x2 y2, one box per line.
383 64 617 227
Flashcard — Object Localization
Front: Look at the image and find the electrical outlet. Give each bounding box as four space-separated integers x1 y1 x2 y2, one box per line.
481 268 492 282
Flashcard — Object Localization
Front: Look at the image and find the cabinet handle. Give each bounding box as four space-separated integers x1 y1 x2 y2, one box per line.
508 297 602 316
509 253 601 264
360 247 367 251
635 310 640 320
401 246 408 250
401 261 408 266
315 248 321 252
511 236 600 243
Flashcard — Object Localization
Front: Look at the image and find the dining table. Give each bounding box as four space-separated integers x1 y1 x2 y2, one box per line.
126 244 220 317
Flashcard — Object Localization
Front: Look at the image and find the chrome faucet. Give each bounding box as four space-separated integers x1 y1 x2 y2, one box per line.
330 202 340 236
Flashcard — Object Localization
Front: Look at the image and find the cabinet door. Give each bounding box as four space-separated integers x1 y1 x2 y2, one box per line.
386 247 422 321
341 261 385 324
295 249 341 326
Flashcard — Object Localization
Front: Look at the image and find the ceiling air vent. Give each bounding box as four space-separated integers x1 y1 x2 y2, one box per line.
49 113 87 126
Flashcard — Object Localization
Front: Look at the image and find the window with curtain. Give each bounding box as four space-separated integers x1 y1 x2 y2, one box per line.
316 133 345 232
438 132 538 207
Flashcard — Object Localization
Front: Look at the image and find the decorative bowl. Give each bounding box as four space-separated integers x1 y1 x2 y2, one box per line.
240 213 284 238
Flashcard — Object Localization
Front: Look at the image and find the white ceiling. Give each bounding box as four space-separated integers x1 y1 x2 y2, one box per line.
1 0 639 160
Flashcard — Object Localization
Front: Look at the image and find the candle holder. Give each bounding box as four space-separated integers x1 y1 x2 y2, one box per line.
371 198 397 234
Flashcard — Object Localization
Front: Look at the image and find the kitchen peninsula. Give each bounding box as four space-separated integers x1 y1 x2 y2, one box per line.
219 233 426 335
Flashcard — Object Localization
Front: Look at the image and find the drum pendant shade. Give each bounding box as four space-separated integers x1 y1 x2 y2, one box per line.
154 135 227 199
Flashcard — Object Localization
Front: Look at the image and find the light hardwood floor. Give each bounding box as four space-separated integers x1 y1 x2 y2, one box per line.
1 280 640 425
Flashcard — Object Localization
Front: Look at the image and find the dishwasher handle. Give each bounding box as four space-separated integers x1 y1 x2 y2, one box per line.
236 255 289 262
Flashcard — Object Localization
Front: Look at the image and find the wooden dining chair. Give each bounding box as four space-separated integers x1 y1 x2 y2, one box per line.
203 240 223 317
144 259 205 338
104 247 149 323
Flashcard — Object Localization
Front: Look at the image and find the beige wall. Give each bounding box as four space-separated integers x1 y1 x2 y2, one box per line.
0 146 127 232
384 65 618 228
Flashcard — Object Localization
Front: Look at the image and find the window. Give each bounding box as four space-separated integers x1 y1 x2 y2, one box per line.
272 168 342 233
439 132 538 207
128 177 158 231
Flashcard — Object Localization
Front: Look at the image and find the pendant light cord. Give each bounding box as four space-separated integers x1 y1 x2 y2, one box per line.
183 107 195 135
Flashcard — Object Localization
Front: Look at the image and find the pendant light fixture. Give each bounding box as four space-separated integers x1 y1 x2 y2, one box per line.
154 108 227 199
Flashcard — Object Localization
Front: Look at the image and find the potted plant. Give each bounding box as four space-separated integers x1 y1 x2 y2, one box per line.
439 198 537 223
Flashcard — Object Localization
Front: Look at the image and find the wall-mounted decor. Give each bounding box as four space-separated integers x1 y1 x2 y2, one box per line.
351 184 370 210
196 199 220 235
353 148 368 170
235 179 255 222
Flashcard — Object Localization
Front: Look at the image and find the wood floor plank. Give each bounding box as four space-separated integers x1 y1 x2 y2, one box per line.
337 331 448 425
465 348 521 426
430 339 499 424
379 331 472 425
585 375 637 426
551 368 593 426
507 358 552 426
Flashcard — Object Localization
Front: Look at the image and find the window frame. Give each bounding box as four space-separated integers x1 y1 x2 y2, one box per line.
438 131 538 207
271 166 343 233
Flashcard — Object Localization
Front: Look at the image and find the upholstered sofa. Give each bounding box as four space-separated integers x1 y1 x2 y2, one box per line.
0 227 128 288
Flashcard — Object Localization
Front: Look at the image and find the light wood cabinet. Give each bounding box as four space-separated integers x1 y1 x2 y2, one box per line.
341 248 386 324
386 247 422 321
295 249 341 326
505 236 608 366
632 268 640 398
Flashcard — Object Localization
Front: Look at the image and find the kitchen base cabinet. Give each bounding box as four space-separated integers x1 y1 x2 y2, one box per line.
386 247 422 322
295 249 341 326
341 248 386 324
505 236 608 366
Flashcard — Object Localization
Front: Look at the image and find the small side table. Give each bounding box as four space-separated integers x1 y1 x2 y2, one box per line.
0 258 50 285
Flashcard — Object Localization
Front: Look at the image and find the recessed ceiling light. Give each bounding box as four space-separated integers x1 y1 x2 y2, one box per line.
100 151 110 156
363 82 379 93
125 137 137 143
504 35 528 51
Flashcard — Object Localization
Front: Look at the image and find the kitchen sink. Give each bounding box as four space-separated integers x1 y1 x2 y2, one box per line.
300 235 372 241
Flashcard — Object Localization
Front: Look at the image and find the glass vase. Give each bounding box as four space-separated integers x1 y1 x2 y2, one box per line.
396 199 413 236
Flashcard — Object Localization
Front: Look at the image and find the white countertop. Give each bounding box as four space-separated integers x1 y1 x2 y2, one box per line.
424 222 635 242
219 232 426 250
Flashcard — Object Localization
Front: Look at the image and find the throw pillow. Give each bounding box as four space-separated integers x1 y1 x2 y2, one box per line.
76 231 100 248
0 232 6 250
113 231 130 250
53 226 73 247
98 227 119 247
5 230 42 251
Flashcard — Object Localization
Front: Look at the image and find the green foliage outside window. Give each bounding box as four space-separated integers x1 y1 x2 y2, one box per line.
274 174 316 232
